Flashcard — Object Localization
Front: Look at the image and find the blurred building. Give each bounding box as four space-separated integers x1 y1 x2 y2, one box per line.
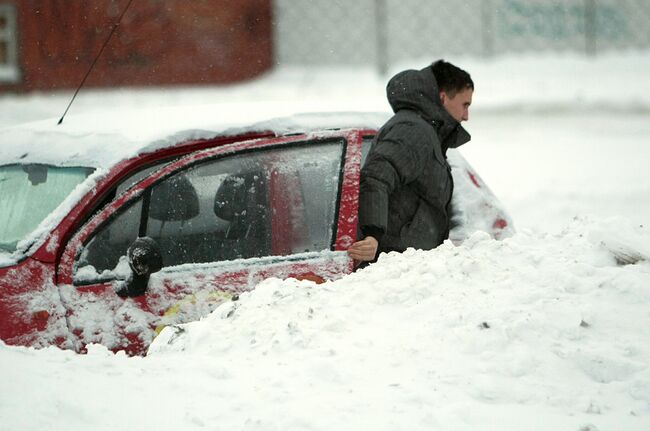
0 0 273 92
1 0 649 92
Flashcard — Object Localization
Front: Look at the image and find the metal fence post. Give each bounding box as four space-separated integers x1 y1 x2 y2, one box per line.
375 0 388 75
481 0 495 58
585 0 597 56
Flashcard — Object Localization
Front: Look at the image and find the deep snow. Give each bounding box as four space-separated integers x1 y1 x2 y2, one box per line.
2 219 649 431
1 52 650 430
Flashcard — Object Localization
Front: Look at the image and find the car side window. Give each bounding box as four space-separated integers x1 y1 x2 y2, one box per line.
73 140 344 284
115 161 170 196
360 135 375 167
75 200 143 283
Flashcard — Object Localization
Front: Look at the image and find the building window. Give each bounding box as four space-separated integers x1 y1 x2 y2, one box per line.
0 4 19 83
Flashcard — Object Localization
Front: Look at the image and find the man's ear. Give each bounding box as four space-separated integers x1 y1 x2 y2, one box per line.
439 91 447 104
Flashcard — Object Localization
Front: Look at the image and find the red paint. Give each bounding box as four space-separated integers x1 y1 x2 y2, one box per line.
468 170 482 188
0 259 62 347
493 218 508 230
291 272 326 284
335 131 364 251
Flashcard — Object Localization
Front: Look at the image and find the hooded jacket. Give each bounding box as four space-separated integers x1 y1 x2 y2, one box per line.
358 67 471 256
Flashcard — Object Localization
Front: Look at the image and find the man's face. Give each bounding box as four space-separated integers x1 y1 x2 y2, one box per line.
440 88 473 123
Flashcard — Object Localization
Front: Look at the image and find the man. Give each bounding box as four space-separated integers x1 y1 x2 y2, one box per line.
348 60 473 265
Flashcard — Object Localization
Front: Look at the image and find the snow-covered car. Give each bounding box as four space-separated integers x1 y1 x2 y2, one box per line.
0 103 513 355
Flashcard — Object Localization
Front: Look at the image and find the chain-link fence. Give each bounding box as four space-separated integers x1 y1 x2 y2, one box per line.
273 0 650 72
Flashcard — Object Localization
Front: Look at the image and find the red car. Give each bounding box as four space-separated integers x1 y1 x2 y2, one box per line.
0 106 513 355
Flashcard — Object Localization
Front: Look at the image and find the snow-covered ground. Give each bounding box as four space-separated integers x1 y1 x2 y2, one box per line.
1 52 650 430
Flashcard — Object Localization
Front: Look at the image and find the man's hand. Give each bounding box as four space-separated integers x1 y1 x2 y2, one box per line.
347 236 378 262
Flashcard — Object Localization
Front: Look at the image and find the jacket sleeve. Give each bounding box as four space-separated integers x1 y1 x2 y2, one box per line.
358 122 429 236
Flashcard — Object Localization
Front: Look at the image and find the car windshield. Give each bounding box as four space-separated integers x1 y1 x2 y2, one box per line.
0 164 95 254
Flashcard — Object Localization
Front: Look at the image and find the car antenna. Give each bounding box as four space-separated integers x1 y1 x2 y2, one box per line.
57 0 135 125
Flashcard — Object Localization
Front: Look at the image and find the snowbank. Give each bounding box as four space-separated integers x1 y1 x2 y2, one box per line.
2 52 649 430
2 217 649 430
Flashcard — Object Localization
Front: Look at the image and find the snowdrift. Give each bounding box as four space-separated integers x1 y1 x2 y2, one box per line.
3 217 647 430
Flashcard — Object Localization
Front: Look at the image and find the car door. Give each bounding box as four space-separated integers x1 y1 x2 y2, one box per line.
56 130 365 355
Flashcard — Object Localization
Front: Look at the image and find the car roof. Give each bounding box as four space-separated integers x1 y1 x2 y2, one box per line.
0 101 390 169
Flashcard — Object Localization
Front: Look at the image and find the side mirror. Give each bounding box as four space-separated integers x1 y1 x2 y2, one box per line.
116 237 163 298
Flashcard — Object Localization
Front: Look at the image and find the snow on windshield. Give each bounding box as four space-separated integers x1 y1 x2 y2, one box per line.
0 167 105 267
0 164 94 255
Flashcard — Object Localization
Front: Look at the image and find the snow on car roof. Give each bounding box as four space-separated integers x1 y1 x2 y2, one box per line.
0 101 390 168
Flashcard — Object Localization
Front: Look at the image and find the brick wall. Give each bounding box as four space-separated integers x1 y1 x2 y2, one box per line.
1 0 273 92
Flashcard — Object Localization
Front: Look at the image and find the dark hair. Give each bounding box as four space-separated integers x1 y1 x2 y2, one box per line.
431 59 474 97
